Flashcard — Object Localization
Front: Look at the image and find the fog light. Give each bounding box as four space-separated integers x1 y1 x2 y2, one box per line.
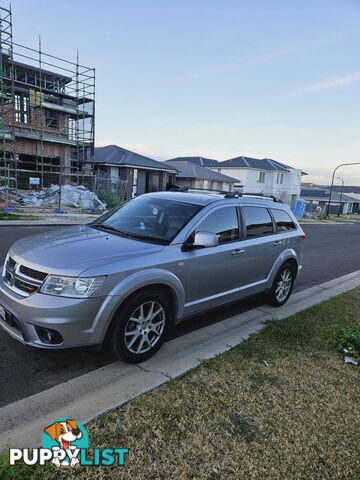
35 326 63 345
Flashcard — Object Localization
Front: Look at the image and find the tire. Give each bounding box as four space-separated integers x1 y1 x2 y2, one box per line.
269 263 295 307
109 289 173 363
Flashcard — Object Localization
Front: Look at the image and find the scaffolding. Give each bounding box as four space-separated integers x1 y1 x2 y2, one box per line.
0 5 95 194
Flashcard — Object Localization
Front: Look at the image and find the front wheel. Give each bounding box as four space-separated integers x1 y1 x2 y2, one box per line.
109 289 173 363
269 263 295 307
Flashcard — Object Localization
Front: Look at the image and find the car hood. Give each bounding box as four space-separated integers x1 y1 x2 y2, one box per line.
8 225 164 276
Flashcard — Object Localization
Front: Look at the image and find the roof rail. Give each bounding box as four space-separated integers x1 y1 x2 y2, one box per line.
241 193 281 202
168 185 189 192
167 187 281 202
224 192 241 198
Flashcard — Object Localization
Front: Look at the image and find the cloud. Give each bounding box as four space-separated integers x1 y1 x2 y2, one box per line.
295 72 360 94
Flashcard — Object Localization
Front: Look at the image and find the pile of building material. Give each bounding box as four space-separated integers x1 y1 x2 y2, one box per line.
0 184 107 210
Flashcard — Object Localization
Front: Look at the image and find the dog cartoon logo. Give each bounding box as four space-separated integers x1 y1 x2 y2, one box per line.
42 418 88 467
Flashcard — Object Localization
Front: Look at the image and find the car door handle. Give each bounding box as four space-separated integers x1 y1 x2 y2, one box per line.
272 240 283 246
232 249 245 256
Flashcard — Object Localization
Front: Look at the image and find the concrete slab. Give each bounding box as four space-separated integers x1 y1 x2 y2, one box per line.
0 270 359 451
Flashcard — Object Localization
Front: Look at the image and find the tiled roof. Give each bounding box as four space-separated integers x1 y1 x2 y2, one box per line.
220 156 291 171
301 188 359 202
90 145 178 172
168 156 220 167
164 159 238 183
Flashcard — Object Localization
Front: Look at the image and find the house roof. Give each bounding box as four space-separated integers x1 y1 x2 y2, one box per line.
168 156 220 167
164 159 238 183
167 155 307 174
319 185 360 194
300 188 359 203
219 156 292 171
90 145 178 173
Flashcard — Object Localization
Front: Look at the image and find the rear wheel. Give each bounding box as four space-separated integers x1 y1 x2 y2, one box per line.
109 289 173 363
269 263 295 306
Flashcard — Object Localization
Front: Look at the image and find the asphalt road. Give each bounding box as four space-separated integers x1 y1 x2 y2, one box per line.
0 223 359 407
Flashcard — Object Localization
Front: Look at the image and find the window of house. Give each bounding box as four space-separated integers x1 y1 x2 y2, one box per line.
196 207 239 244
271 209 296 232
276 173 284 184
256 171 265 183
14 93 30 123
45 110 59 128
242 206 274 238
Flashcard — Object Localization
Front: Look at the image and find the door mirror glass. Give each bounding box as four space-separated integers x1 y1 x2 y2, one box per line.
193 231 219 248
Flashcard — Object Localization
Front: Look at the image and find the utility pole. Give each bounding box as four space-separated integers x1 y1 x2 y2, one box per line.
326 163 360 216
336 177 344 217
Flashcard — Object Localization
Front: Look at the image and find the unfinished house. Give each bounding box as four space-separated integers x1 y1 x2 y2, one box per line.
0 6 95 191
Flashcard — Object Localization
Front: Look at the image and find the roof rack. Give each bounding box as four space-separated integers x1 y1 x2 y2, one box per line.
168 186 281 202
169 186 226 194
240 193 281 202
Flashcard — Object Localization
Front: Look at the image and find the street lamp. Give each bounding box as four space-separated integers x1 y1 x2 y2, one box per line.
336 176 344 217
326 162 360 216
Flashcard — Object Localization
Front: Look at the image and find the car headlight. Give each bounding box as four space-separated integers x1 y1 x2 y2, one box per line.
40 275 107 298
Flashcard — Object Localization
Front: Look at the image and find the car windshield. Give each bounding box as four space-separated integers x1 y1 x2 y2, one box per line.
91 196 202 244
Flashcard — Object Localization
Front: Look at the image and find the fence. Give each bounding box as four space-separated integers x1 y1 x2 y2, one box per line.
0 170 127 210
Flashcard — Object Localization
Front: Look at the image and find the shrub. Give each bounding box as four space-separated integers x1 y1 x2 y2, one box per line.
333 325 360 361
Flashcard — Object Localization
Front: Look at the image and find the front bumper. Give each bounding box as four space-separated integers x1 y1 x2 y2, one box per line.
0 275 116 349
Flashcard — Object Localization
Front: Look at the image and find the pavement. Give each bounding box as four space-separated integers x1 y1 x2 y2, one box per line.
0 223 359 409
1 269 359 451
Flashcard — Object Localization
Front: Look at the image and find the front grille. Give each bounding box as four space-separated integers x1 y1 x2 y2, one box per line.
14 279 38 294
3 257 47 296
19 265 47 281
8 257 16 269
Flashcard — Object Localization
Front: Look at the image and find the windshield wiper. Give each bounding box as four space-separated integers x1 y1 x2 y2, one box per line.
126 233 169 244
91 225 168 244
90 224 129 236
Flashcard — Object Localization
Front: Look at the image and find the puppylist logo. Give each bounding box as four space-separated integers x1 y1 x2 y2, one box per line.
9 418 128 468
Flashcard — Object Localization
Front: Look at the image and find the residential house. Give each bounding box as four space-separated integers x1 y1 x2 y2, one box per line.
183 156 305 206
165 158 238 192
300 187 359 214
90 145 178 200
212 157 304 206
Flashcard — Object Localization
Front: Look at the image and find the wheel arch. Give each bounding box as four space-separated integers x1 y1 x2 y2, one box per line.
103 282 179 345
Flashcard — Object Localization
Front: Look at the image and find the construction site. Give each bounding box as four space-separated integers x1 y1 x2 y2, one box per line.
0 6 125 210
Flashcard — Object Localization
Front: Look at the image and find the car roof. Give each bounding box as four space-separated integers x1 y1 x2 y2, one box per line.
142 191 287 209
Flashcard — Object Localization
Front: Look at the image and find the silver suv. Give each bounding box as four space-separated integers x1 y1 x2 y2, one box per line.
0 191 304 362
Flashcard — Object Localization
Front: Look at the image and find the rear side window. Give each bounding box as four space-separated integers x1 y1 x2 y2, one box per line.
242 206 274 238
196 207 239 244
271 209 296 232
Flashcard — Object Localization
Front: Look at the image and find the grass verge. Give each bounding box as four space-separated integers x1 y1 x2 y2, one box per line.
0 212 39 221
1 289 360 479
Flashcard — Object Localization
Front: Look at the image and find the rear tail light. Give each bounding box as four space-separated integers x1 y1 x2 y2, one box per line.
301 232 306 240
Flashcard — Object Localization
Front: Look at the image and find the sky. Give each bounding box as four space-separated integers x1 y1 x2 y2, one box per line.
8 0 360 185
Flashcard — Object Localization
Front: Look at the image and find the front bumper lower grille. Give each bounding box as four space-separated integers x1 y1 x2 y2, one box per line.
3 257 48 297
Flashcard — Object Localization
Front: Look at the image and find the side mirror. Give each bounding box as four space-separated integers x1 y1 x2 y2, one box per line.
193 231 218 248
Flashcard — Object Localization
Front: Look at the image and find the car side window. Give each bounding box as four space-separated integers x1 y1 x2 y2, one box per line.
195 207 239 244
271 209 296 232
242 206 274 238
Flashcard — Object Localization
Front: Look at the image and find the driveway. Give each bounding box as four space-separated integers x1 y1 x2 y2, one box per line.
0 222 359 407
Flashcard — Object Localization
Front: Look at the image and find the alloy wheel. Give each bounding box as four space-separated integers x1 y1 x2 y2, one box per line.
275 268 293 303
124 301 165 354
